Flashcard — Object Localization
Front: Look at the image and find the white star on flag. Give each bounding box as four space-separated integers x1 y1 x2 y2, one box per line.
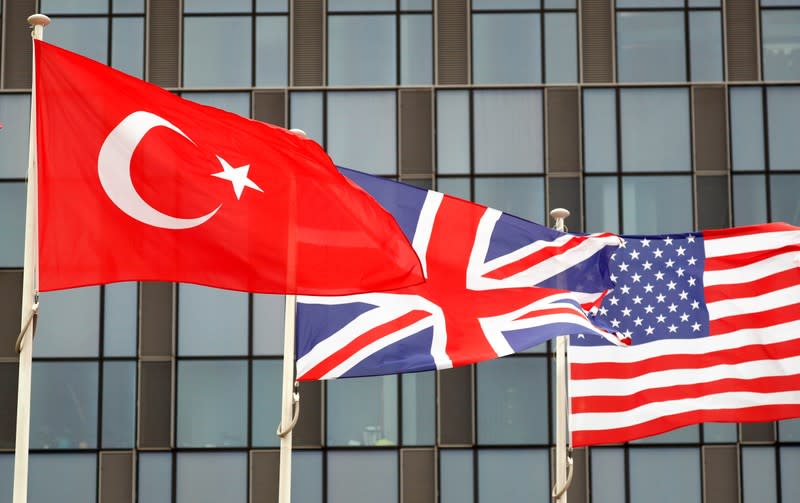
211 155 264 200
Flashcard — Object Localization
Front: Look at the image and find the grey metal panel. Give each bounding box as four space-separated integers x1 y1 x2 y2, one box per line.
293 380 322 447
3 0 37 88
0 271 22 358
147 0 181 87
0 363 18 449
99 451 134 503
580 0 613 83
741 422 776 443
693 86 729 173
725 0 759 81
138 361 173 448
436 0 468 85
400 89 433 177
548 177 582 232
253 90 287 128
696 175 731 230
292 0 324 87
401 449 435 503
703 445 740 503
546 88 580 174
438 365 473 445
250 450 280 503
139 282 174 357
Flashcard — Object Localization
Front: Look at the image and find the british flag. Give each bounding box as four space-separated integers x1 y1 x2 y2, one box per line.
295 168 622 380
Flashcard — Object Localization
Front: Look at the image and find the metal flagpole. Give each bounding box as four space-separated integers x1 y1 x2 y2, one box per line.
13 13 50 503
550 208 573 503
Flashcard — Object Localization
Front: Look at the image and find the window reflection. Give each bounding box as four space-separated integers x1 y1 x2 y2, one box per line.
328 15 396 85
327 91 397 175
184 17 251 87
253 294 285 355
474 177 545 223
762 10 800 81
292 451 323 503
742 447 778 503
42 0 106 13
402 371 435 445
29 454 97 503
703 423 738 443
770 175 800 225
473 13 541 84
139 453 173 503
251 359 282 447
436 91 470 175
36 287 100 357
620 88 690 172
111 17 144 78
0 94 31 179
400 14 433 84
585 177 620 234
478 449 550 501
545 13 577 83
436 177 471 200
583 89 618 173
290 92 324 145
622 176 692 234
256 16 289 86
176 453 247 503
617 11 685 83
441 450 473 503
689 11 723 81
103 282 138 357
730 87 765 171
327 375 398 446
46 17 109 63
102 361 136 448
0 183 24 267
733 175 768 226
178 285 248 356
766 87 800 171
31 362 98 449
781 447 800 501
327 451 398 503
629 448 701 503
591 448 626 503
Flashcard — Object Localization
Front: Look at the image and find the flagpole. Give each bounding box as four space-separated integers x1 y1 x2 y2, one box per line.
13 13 50 503
550 208 572 503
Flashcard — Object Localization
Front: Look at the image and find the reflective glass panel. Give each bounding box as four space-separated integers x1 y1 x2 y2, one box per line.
474 176 545 223
0 455 10 502
441 450 473 503
184 17 251 87
176 453 247 503
622 176 693 233
436 177 471 200
292 451 323 503
781 447 800 501
689 0 719 5
620 88 691 172
591 448 626 503
251 359 282 447
473 90 544 173
253 294 284 355
630 425 699 444
477 358 548 444
743 447 778 502
617 12 685 83
0 94 30 178
585 176 620 234
766 86 800 171
178 285 248 356
42 0 106 13
36 287 100 357
436 91 470 175
327 91 396 175
31 362 98 449
112 17 144 78
629 448 701 503
185 0 250 12
762 0 800 5
583 89 618 173
545 0 576 7
478 449 550 501
401 0 432 8
177 360 248 447
139 453 173 503
703 423 738 443
102 361 136 448
258 0 288 11
545 13 578 83
29 453 96 503
618 0 683 5
762 10 800 81
327 375 398 446
0 183 25 267
733 175 768 226
103 282 138 357
402 371 435 445
328 15 396 85
290 92 324 145
730 87 765 171
181 92 251 116
770 174 800 225
256 16 289 86
779 418 800 441
329 0 395 10
47 17 109 63
473 0 540 8
114 0 145 13
327 451 398 503
400 14 433 84
689 11 723 82
473 13 541 84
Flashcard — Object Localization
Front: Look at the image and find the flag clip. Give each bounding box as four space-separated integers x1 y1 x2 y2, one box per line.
15 300 39 354
276 381 301 437
551 450 574 499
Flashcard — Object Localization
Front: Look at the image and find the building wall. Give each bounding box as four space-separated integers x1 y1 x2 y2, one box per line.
0 0 799 501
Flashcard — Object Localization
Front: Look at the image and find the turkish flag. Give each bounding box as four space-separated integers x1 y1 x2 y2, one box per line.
34 40 423 295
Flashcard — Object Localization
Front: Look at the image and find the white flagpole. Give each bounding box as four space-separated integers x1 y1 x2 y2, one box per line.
550 208 573 503
13 13 50 503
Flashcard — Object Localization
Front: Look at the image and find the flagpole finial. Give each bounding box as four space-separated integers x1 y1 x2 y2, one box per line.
27 14 51 27
550 208 570 221
289 129 307 138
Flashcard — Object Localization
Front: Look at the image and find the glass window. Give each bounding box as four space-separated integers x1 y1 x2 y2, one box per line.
617 12 685 83
629 448 701 503
47 17 109 63
328 15 396 85
327 375 398 446
474 90 544 173
184 17 251 87
689 11 723 82
329 0 395 10
762 10 800 81
327 451 398 503
400 14 433 84
473 0 540 9
402 371 435 445
766 86 800 171
474 176 544 223
630 425 699 443
620 88 691 172
770 174 800 225
42 0 107 13
256 16 289 86
29 453 97 503
622 176 693 233
401 0 432 8
253 294 285 355
111 17 144 78
473 13 541 84
591 448 626 503
477 358 548 444
436 91 470 175
0 94 30 178
730 87 765 171
441 450 473 503
139 453 173 503
102 361 136 448
176 453 247 503
585 176 620 234
781 447 800 501
258 0 289 11
703 423 738 443
290 92 324 145
436 177 471 200
733 175 768 226
114 0 145 13
617 0 683 5
251 359 282 447
178 285 248 356
177 360 248 447
545 13 578 83
0 454 10 503
743 447 778 502
292 451 323 503
780 419 800 441
36 287 100 357
184 0 250 12
478 449 550 501
689 0 719 5
103 282 138 357
545 0 575 6
31 362 98 449
0 183 25 267
181 92 251 117
583 89 618 173
327 91 397 175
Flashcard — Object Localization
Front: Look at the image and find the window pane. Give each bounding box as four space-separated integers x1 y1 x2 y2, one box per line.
251 359 282 447
184 17 251 87
766 86 800 171
327 375 398 446
0 455 10 502
31 362 98 449
689 11 722 82
733 175 768 226
102 361 136 448
474 177 545 223
0 94 30 178
622 176 693 233
770 174 800 225
474 90 543 173
47 17 109 63
477 358 548 444
112 17 144 78
290 92 324 145
545 13 577 83
762 10 800 81
436 91 470 175
473 13 541 84
256 16 289 86
257 0 289 11
402 371 435 445
104 282 137 357
185 0 249 11
401 0 432 8
29 453 96 503
401 14 433 84
327 91 396 175
436 177 471 200
591 448 626 503
329 0 395 10
583 89 617 173
630 425 699 444
617 12 685 83
292 451 323 503
620 88 690 172
704 423 738 443
176 453 247 503
779 418 800 441
178 285 248 356
327 451 398 503
473 0 540 8
585 176 620 234
781 447 800 501
0 183 25 267
545 0 576 7
629 448 701 503
742 447 778 502
730 87 765 171
42 0 106 13
181 92 251 117
618 0 683 5
441 450 473 503
253 294 284 355
478 449 550 501
328 15 396 85
114 0 145 13
139 453 172 503
36 287 100 357
177 360 248 447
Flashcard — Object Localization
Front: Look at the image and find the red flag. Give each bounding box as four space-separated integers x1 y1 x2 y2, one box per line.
34 40 423 295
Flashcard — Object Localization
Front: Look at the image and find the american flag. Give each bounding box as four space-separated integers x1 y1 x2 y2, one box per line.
295 168 622 380
569 223 800 446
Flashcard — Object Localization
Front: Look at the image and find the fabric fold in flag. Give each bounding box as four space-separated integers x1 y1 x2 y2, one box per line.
569 223 800 446
295 168 622 380
34 41 423 295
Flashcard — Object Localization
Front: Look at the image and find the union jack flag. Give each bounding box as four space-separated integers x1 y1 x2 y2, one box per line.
295 168 622 380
